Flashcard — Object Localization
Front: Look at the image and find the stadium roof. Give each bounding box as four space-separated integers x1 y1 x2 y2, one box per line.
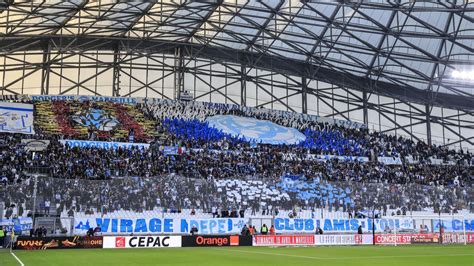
0 0 473 110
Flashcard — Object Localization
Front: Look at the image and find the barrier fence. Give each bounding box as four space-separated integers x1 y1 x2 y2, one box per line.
12 233 474 250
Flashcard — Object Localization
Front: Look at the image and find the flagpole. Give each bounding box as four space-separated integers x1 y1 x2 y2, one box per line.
9 227 15 252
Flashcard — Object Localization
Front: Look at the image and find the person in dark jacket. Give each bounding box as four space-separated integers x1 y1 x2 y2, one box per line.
315 227 323 235
35 227 42 237
86 227 95 237
190 225 198 236
241 225 249 236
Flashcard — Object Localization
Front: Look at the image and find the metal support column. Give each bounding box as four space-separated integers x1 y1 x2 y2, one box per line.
41 42 51 95
302 76 308 114
363 87 368 126
32 175 38 228
241 64 247 107
112 45 121 97
426 104 432 146
174 46 185 100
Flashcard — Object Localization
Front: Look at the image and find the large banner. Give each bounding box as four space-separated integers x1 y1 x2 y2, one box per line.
377 157 402 165
31 95 137 104
0 217 33 232
60 139 150 150
0 102 34 134
282 153 369 163
74 217 248 235
14 236 103 250
433 219 474 232
273 218 414 233
103 236 181 249
0 94 25 101
21 139 50 151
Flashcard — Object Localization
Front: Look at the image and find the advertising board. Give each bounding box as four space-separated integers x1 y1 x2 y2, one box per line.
374 234 438 245
315 234 372 245
103 236 181 249
410 236 440 244
14 236 103 250
253 235 315 246
440 233 474 244
181 235 251 247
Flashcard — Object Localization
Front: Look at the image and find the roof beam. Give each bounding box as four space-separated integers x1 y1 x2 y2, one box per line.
0 35 472 111
245 0 285 51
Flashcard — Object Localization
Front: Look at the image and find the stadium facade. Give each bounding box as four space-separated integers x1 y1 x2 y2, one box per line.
0 0 473 150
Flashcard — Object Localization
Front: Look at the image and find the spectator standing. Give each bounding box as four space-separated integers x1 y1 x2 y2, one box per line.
249 225 254 235
44 200 50 215
94 225 101 236
87 227 95 237
241 225 249 236
190 225 198 236
35 227 42 237
0 226 5 248
260 224 269 235
269 225 275 235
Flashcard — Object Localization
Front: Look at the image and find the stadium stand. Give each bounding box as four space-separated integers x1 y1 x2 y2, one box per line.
1 97 472 231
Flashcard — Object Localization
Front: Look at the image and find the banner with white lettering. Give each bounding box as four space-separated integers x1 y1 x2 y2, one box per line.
253 235 316 246
282 153 369 163
103 236 181 248
60 139 150 150
0 102 35 134
433 219 474 232
0 217 33 232
74 217 248 235
31 95 137 104
377 157 402 165
315 234 372 245
273 218 415 233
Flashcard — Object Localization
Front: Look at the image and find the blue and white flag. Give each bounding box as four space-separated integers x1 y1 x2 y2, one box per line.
0 102 35 134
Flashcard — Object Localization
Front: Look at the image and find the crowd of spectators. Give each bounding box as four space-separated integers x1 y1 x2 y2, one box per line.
2 174 472 220
1 133 471 187
142 100 473 162
0 98 473 218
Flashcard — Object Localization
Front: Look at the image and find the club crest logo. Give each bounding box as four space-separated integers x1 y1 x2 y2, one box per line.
72 108 119 131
